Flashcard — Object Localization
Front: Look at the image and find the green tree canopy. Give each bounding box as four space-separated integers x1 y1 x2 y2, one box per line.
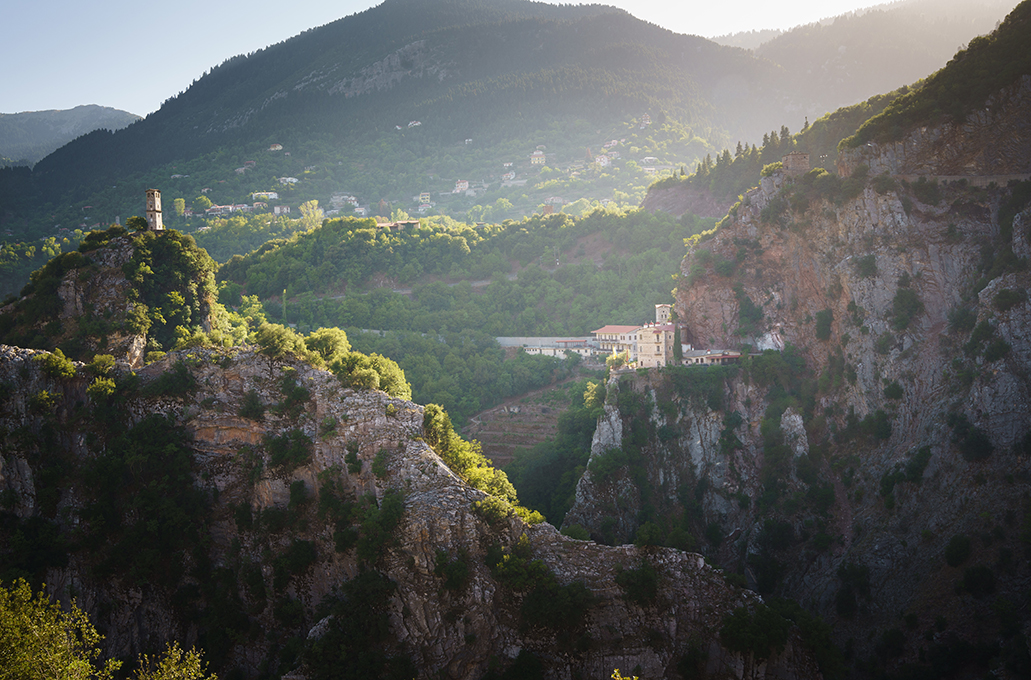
305 327 350 365
0 579 121 680
0 580 215 680
132 643 216 680
298 200 324 232
192 196 212 213
332 351 411 400
253 322 309 371
126 216 148 232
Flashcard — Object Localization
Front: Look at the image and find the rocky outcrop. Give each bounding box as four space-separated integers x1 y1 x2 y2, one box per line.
54 236 145 366
0 346 821 680
565 155 1031 672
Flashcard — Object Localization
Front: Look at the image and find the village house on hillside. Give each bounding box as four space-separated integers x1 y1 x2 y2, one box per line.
521 338 593 359
636 323 677 368
683 349 743 365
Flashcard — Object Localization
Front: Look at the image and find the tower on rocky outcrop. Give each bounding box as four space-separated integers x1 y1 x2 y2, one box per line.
655 303 672 324
145 189 164 231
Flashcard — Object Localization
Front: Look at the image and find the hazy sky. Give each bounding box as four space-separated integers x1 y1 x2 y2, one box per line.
1 0 891 116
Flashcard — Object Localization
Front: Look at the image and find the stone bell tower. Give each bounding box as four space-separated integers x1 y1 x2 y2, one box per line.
145 189 164 231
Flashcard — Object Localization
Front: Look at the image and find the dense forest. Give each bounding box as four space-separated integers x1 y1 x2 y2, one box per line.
0 204 705 429
648 84 905 202
211 207 711 424
217 209 711 337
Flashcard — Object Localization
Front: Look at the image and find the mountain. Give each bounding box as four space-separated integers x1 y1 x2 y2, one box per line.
714 0 1015 132
642 0 1028 223
841 0 1031 155
1 1 1014 245
0 0 786 236
0 105 139 166
563 5 1031 677
1 4 1031 677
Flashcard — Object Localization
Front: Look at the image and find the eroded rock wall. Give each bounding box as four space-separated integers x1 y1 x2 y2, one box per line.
0 346 821 680
565 164 1031 669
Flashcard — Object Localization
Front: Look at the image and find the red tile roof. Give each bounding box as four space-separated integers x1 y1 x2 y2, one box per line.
591 325 639 334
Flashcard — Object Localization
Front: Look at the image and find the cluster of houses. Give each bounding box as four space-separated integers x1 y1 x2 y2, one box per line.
165 115 666 227
507 304 742 369
202 203 292 217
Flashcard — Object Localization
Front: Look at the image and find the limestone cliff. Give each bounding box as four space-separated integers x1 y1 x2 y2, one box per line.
565 139 1031 673
0 344 821 680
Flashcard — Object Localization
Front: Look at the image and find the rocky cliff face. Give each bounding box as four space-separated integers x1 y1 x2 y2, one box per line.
565 129 1031 673
838 74 1031 178
0 344 821 680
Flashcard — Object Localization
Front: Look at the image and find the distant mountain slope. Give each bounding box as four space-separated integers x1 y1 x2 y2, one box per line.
758 0 1015 121
0 0 786 237
642 0 1027 221
709 28 782 50
843 0 1031 154
2 0 1014 241
29 0 775 181
0 105 139 165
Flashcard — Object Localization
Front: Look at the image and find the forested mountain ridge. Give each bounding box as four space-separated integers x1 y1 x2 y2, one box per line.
643 0 1031 223
0 0 782 239
842 0 1031 154
1 0 1015 247
0 105 139 166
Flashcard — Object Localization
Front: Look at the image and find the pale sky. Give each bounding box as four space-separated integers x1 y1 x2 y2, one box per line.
1 0 892 116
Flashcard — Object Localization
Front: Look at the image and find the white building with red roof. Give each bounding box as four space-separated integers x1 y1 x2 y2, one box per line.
591 324 641 359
